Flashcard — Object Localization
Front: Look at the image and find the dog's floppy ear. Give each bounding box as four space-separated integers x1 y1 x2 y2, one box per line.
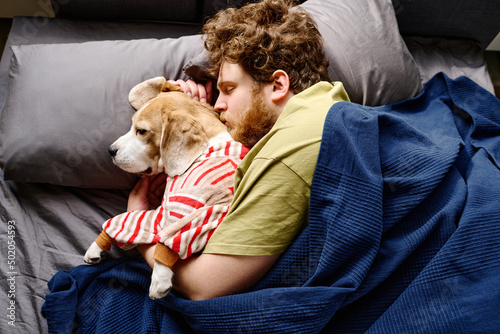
129 76 168 110
161 109 208 176
160 81 184 93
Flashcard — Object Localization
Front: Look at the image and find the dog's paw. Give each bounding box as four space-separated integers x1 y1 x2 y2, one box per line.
149 260 174 299
83 242 107 264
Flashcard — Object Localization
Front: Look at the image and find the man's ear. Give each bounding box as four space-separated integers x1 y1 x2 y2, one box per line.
160 109 208 176
129 77 167 110
270 70 291 103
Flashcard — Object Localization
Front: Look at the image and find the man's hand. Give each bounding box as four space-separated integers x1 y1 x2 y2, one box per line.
168 79 213 105
127 174 166 211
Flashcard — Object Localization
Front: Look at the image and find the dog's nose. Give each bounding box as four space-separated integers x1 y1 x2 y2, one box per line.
108 145 118 157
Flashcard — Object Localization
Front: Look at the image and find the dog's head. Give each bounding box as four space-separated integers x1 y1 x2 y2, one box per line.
110 77 225 176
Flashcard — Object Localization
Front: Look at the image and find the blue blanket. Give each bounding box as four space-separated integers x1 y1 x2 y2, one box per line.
42 73 500 333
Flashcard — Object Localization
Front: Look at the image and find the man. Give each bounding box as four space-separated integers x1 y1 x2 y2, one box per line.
131 0 350 300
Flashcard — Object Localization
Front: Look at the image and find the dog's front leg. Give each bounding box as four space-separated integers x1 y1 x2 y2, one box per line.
83 231 115 264
149 260 174 299
149 243 179 299
83 241 107 264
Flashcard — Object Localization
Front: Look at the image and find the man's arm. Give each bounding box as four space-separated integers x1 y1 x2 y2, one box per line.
132 175 281 300
138 245 280 300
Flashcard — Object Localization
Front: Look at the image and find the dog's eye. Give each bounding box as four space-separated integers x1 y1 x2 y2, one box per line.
136 129 147 135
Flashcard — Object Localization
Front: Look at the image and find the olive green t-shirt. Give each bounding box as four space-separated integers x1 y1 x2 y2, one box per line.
203 81 349 255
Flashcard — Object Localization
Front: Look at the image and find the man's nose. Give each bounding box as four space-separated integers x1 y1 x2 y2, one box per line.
214 98 227 114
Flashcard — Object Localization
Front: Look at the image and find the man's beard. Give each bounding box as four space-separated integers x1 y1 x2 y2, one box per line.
229 86 278 148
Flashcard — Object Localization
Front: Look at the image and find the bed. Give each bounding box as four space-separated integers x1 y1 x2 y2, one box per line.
1 0 499 333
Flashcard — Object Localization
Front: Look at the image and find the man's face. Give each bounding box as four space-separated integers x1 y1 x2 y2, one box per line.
214 62 278 148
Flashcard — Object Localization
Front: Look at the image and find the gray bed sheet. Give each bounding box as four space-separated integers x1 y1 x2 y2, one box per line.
0 17 495 334
1 170 131 333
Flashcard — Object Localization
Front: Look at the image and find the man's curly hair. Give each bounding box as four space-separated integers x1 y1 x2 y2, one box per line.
202 0 330 94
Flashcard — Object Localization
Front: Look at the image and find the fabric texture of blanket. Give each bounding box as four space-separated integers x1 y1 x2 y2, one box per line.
42 73 500 333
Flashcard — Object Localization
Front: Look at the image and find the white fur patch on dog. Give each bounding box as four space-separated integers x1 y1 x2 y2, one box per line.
83 242 106 264
111 128 155 174
149 260 174 299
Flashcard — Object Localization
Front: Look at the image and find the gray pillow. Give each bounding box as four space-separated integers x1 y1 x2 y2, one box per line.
0 36 204 188
404 36 495 94
184 0 423 106
0 0 422 189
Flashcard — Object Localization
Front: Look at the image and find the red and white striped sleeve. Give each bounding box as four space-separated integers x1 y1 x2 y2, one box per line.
102 198 166 249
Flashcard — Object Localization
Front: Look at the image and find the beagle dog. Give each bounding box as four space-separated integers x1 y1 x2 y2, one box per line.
84 77 248 299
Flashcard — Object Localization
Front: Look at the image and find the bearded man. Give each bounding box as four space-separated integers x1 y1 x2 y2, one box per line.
131 0 350 300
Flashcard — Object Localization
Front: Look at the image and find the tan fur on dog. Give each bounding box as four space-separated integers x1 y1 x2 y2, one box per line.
110 78 228 176
157 82 225 175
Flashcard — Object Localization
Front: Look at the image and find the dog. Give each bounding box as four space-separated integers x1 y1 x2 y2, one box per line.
84 77 248 299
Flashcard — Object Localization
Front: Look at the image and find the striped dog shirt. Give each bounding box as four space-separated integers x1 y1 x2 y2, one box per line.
102 141 248 260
